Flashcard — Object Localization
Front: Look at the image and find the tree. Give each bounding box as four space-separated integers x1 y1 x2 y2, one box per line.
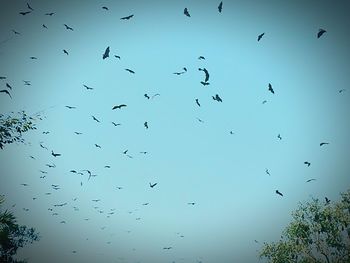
259 189 350 263
0 195 40 263
0 111 37 150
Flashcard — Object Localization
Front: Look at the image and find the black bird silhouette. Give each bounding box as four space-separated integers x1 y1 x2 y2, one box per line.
317 29 326 38
40 142 48 150
74 132 82 135
46 163 56 168
104 165 111 168
257 32 265 41
0 90 12 98
123 150 128 154
42 131 50 134
277 134 282 140
65 106 76 109
140 151 148 154
114 55 121 59
92 116 100 122
45 12 55 16
144 94 150 99
304 161 311 167
144 121 149 129
64 24 73 31
142 202 149 205
268 83 274 94
195 99 201 107
92 199 100 202
112 104 127 110
63 49 69 55
120 14 134 20
218 1 223 12
325 197 330 204
83 84 93 90
20 183 28 186
200 81 210 86
265 169 270 176
29 57 37 60
320 142 329 146
339 89 346 93
116 186 123 190
102 6 109 10
188 202 195 205
198 56 205 60
149 182 157 188
275 190 283 197
196 117 204 123
0 76 6 79
27 3 34 11
163 247 172 250
198 68 209 82
51 150 61 157
19 11 31 15
43 24 48 29
152 93 160 99
262 100 267 104
173 71 185 75
103 46 110 59
212 94 222 102
306 179 316 183
95 144 101 148
112 122 121 126
184 8 191 17
125 68 135 74
12 30 20 35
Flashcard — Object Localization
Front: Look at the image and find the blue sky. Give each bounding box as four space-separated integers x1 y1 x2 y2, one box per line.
1 0 350 262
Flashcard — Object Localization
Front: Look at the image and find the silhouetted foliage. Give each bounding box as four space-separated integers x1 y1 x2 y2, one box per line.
0 195 40 262
0 111 37 149
260 189 350 262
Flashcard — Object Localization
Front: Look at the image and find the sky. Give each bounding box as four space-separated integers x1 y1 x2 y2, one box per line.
0 0 350 262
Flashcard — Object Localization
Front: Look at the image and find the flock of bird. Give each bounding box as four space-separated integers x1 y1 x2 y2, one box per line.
0 1 343 262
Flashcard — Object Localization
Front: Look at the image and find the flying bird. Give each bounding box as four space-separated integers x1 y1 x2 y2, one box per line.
196 117 204 123
198 56 205 60
95 144 101 148
102 6 109 10
65 106 76 109
218 1 223 12
152 93 160 99
6 83 12 89
212 94 222 102
19 11 31 15
0 76 6 79
149 182 157 188
42 24 48 29
104 165 111 168
184 8 191 17
268 83 274 94
20 183 28 186
63 49 69 55
144 94 150 99
306 179 316 183
112 104 127 110
64 24 73 31
317 28 326 38
277 134 282 140
120 14 134 20
46 163 56 168
142 202 149 205
339 89 346 93
27 3 34 11
195 99 201 107
114 55 121 59
320 142 329 146
140 151 148 154
92 116 100 122
163 247 172 250
144 121 148 129
125 68 135 74
51 150 61 157
123 150 128 154
275 190 283 197
257 32 265 41
74 132 82 135
198 68 209 82
304 161 311 167
0 90 12 98
45 12 55 16
262 100 267 104
265 169 271 176
12 29 21 35
103 46 110 59
116 186 123 190
200 81 210 86
83 84 93 90
188 202 195 205
325 197 330 204
112 122 121 126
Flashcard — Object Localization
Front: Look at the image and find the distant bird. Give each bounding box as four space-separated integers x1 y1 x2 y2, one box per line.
6 83 12 89
173 71 185 75
163 247 172 250
142 203 149 205
198 56 205 60
183 67 187 72
198 68 209 82
42 131 50 134
104 165 111 168
112 104 127 110
54 202 67 207
262 100 267 104
12 29 20 35
45 12 55 16
65 105 76 109
92 116 100 122
339 89 346 93
19 11 31 15
112 122 121 126
46 163 56 168
306 179 316 183
200 81 210 86
184 8 191 17
102 6 108 10
60 221 66 224
120 14 134 20
196 117 204 123
103 46 110 59
27 3 34 11
123 150 128 154
0 90 12 98
265 169 270 176
40 175 46 179
74 132 82 135
304 161 311 167
152 93 160 99
92 199 101 202
51 150 61 157
116 186 123 190
218 1 223 12
39 170 47 174
114 55 121 59
212 94 222 102
325 197 330 204
320 142 329 146
275 190 283 197
29 56 37 60
257 32 265 41
0 76 6 79
64 24 74 31
63 49 69 55
95 144 101 148
43 24 48 29
277 134 282 140
188 202 195 205
195 99 201 107
23 80 31 86
70 170 77 173
144 94 150 99
21 183 28 186
125 68 135 74
229 131 234 135
268 83 274 94
317 28 326 38
83 84 93 90
140 151 148 154
144 121 148 129
149 182 157 188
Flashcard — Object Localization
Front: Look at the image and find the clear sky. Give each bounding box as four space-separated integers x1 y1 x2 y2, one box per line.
1 0 350 262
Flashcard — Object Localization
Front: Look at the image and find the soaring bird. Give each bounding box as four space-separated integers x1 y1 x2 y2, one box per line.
112 122 121 126
104 165 111 168
304 161 311 167
120 14 134 20
112 104 127 110
46 163 56 168
116 186 123 190
320 142 329 146
12 30 20 35
74 132 82 135
265 169 270 176
306 179 316 183
184 8 191 17
142 202 149 205
317 28 326 38
195 99 201 107
114 55 121 59
92 199 101 202
149 182 157 188
6 83 12 89
198 56 205 60
19 11 31 15
212 94 222 102
198 68 209 82
140 151 148 154
64 24 73 31
123 150 128 154
51 150 61 157
200 81 210 86
144 121 149 129
262 100 267 104
268 83 274 94
92 116 100 122
29 57 37 60
152 93 160 99
27 3 34 11
65 105 76 109
325 197 330 204
163 247 172 250
173 71 185 75
42 24 48 29
63 49 69 55
188 202 195 205
218 1 223 12
276 190 283 197
95 144 101 148
277 134 282 140
20 183 28 186
102 6 109 10
103 46 110 59
125 68 135 74
0 90 12 98
257 32 265 41
339 89 346 93
196 117 204 123
83 84 93 90
45 12 55 16
144 94 150 99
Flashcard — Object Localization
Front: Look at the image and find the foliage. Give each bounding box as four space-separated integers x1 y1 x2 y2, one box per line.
0 111 37 149
260 189 350 263
0 195 40 263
